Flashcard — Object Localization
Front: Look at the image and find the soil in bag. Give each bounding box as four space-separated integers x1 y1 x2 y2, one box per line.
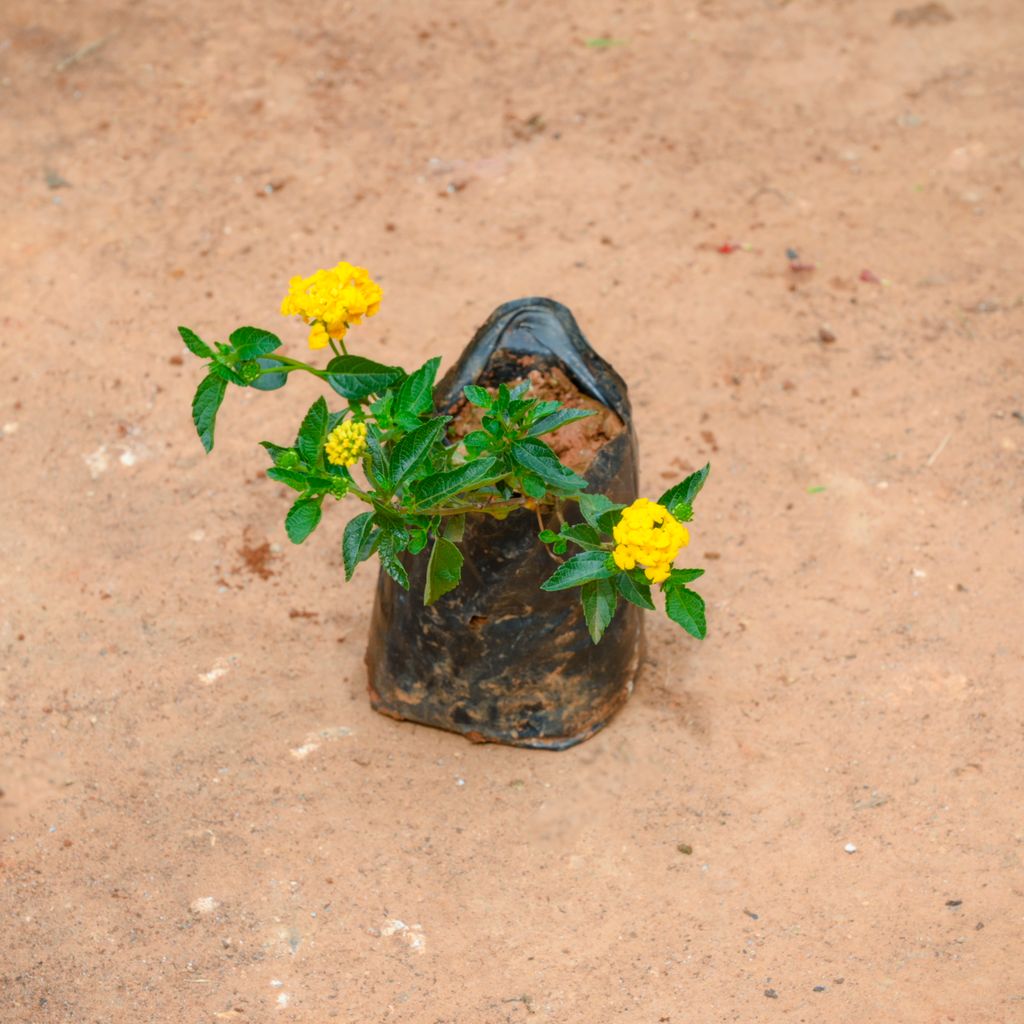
365 297 643 749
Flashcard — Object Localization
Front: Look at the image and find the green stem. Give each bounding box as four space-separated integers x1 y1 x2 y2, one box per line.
259 354 328 377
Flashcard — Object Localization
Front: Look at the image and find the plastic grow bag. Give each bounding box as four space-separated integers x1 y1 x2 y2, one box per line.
364 297 642 749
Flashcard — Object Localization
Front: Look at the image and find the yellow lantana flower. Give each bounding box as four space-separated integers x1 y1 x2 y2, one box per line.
280 262 383 349
612 498 689 584
325 421 368 467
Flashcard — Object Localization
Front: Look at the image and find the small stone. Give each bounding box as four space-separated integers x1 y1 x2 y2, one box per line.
892 3 954 26
844 842 857 854
818 325 836 343
676 842 693 855
764 988 779 999
190 896 218 915
946 899 963 907
813 985 827 992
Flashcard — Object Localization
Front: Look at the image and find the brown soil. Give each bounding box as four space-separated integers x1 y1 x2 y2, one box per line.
448 365 623 474
3 2 1024 1022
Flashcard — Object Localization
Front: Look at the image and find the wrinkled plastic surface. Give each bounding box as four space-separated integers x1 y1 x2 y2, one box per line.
365 298 642 749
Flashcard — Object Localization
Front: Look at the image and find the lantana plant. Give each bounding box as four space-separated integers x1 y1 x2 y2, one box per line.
180 262 710 643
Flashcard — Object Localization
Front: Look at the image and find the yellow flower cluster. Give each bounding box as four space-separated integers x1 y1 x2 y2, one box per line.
325 420 368 467
280 262 383 349
612 498 689 584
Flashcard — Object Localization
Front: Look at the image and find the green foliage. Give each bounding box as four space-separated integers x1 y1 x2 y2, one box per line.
285 497 322 544
180 315 712 644
659 464 709 520
425 536 464 606
191 373 227 453
326 354 404 399
581 577 618 643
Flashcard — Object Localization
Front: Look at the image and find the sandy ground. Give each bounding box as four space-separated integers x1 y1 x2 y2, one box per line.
2 0 1023 1021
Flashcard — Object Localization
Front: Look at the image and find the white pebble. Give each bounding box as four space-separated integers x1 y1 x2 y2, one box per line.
190 896 218 914
844 842 858 854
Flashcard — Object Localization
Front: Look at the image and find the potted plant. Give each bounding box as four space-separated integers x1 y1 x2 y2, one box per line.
179 262 709 748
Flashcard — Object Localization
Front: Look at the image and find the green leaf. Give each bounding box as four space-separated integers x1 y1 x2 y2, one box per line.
659 464 710 513
229 326 282 360
510 438 587 491
250 356 288 391
266 467 311 491
665 567 705 587
520 474 547 499
442 514 465 542
388 417 449 488
210 361 247 387
178 326 213 359
527 407 597 438
558 523 605 551
378 531 410 589
615 572 655 610
578 493 624 532
538 529 559 543
509 380 531 400
463 384 493 408
424 536 464 605
540 550 617 591
191 373 227 453
462 429 491 455
285 497 322 544
326 355 404 400
580 578 618 643
259 440 290 463
342 511 376 580
364 426 389 487
296 396 328 467
411 457 500 509
665 586 706 639
397 356 441 417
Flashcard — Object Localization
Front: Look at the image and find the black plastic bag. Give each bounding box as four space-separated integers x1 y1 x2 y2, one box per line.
365 297 642 749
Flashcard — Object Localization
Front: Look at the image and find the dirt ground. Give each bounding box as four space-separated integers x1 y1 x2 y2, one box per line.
2 0 1023 1021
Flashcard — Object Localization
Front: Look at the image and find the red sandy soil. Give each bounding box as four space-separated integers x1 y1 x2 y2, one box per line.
2 2 1023 1022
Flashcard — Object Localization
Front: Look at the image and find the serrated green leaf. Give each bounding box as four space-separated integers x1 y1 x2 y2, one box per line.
665 567 705 587
527 407 597 438
578 492 624 532
178 326 214 359
191 373 227 453
364 425 389 487
463 384 493 408
540 550 617 591
558 523 605 551
581 578 618 643
296 396 328 467
285 497 322 544
424 536 464 605
378 531 410 589
229 326 282 360
658 464 710 512
462 429 491 455
520 474 547 499
397 356 441 417
210 361 247 387
509 380 531 400
388 417 449 489
411 457 500 509
615 572 655 610
665 586 706 639
510 437 587 491
259 440 289 463
342 511 376 581
266 466 311 491
326 354 404 399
